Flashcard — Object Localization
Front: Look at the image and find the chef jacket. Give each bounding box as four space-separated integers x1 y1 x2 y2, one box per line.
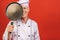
3 18 40 40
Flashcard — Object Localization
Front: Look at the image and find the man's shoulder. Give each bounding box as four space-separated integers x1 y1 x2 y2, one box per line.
29 19 38 31
29 18 38 25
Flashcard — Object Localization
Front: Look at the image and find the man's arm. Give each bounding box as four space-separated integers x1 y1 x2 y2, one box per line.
33 21 40 40
3 21 13 40
3 26 9 40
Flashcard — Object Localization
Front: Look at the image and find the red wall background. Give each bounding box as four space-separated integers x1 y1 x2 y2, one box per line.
0 0 60 40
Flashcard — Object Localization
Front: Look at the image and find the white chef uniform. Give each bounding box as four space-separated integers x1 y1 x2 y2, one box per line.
3 18 40 40
3 0 40 40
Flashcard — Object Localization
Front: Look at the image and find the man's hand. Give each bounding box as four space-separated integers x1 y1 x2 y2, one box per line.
7 25 14 33
7 25 14 40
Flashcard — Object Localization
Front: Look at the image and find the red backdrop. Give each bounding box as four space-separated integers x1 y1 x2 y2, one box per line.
0 0 60 40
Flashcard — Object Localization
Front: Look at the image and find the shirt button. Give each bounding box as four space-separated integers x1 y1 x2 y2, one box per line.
18 25 20 27
28 35 30 37
28 25 30 27
18 35 20 37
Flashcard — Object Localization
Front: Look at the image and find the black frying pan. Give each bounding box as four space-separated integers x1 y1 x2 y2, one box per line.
6 2 23 21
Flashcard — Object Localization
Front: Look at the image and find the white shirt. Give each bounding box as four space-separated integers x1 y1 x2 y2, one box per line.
3 18 40 40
